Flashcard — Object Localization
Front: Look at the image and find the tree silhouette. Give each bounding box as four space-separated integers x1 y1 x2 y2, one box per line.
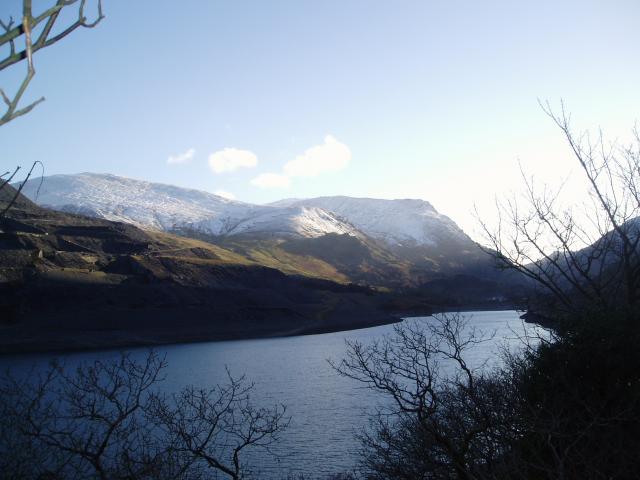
478 102 640 320
0 351 288 479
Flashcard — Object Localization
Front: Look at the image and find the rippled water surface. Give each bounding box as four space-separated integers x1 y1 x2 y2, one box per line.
0 310 540 478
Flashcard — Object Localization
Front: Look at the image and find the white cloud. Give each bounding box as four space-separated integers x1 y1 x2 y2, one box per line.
248 135 351 190
208 148 258 173
213 189 236 200
283 135 351 178
167 148 195 165
250 173 291 189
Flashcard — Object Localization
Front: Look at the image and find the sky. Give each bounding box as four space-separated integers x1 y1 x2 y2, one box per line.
2 0 640 240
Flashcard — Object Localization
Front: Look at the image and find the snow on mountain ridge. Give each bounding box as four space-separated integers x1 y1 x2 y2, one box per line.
19 173 471 246
20 173 257 231
19 173 363 239
280 196 470 247
192 205 363 238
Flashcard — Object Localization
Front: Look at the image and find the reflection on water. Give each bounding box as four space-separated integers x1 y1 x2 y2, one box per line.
0 310 541 478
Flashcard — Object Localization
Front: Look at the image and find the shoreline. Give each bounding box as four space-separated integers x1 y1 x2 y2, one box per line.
0 304 520 357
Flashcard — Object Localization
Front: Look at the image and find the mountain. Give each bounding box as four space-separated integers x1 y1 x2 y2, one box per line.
20 174 474 251
274 196 505 282
0 185 399 353
19 173 362 239
1 172 525 353
270 196 467 248
18 172 515 296
520 217 640 320
18 172 258 231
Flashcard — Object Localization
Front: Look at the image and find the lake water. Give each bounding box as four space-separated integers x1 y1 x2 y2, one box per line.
0 310 541 479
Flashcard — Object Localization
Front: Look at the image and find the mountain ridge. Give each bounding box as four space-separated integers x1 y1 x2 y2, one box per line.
0 184 403 353
20 173 364 240
0 177 522 353
19 173 470 247
17 172 513 292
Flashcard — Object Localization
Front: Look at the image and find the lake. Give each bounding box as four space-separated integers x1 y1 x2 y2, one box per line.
0 310 541 479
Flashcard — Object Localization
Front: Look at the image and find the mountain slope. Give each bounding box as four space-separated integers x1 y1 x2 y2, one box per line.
191 205 362 239
277 196 501 279
0 186 398 353
271 196 469 247
18 173 514 293
20 173 363 239
18 172 271 231
20 174 476 253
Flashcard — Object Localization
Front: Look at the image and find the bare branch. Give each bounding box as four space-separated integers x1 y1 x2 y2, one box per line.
0 161 44 218
0 0 105 127
478 102 640 319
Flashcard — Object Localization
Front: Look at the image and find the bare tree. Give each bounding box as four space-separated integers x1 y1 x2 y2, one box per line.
332 313 639 479
478 102 640 318
0 351 167 479
149 369 288 480
332 314 518 480
0 351 288 480
465 105 640 479
330 107 640 480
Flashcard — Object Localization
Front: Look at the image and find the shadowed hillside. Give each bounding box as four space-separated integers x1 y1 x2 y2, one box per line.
0 186 401 353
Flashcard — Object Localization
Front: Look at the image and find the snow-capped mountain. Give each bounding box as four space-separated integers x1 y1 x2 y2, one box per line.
18 173 361 239
270 196 491 279
17 172 506 286
192 205 362 238
19 174 475 250
19 173 254 231
271 196 472 248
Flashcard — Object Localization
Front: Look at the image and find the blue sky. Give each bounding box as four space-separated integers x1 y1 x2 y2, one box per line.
2 0 640 236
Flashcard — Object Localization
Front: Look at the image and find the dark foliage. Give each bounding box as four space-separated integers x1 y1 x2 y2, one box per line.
333 312 640 480
506 313 640 479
